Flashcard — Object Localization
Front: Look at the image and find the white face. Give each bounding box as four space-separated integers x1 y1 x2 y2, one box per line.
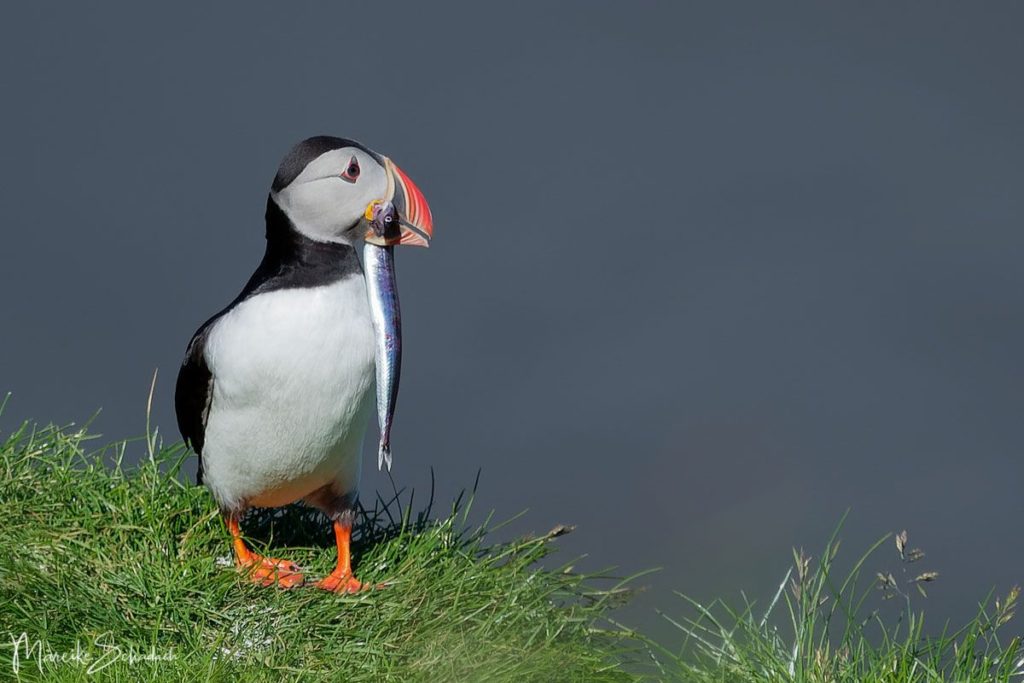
271 147 389 244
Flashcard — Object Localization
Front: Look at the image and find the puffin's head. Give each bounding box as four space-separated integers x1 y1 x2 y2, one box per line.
270 136 433 247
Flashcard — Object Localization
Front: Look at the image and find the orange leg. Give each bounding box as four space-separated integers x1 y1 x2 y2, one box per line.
315 519 367 593
227 516 304 589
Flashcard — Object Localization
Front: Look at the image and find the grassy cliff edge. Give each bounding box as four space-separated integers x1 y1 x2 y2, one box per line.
0 417 1020 681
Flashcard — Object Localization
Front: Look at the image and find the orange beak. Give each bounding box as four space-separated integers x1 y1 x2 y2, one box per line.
365 158 433 247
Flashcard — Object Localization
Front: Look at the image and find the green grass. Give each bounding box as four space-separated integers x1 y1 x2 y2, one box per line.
0 411 1020 681
647 527 1023 682
0 420 637 682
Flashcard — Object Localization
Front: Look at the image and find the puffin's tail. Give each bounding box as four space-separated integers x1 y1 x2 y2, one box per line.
377 441 393 472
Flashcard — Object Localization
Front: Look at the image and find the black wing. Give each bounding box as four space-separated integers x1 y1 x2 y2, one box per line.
174 320 217 485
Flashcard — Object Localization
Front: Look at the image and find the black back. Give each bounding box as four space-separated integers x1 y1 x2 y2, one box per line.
174 196 362 483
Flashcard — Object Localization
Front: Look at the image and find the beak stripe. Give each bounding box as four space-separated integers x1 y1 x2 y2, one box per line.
392 162 433 242
398 219 431 247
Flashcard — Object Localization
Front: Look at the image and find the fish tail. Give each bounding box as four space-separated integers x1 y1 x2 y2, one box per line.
378 442 393 472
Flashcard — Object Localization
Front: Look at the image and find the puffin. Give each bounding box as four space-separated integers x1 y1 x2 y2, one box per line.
174 136 433 591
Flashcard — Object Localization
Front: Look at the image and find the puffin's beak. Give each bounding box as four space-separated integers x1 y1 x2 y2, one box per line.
365 158 433 247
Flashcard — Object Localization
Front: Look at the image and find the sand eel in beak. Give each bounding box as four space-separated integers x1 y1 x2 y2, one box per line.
174 136 433 591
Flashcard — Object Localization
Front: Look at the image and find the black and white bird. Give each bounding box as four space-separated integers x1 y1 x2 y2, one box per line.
174 136 432 591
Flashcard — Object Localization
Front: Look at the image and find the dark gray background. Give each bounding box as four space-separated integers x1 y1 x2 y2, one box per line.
2 3 1021 643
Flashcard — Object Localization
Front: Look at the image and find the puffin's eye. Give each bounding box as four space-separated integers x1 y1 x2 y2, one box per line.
340 157 360 182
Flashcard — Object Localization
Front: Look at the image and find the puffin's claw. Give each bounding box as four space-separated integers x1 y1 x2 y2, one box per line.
226 515 304 589
238 554 305 589
315 571 366 594
314 518 383 594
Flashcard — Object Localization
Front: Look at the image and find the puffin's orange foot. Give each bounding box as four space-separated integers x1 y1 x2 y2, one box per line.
315 570 368 594
238 555 305 589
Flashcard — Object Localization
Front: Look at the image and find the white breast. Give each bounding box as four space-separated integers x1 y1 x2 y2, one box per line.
200 275 376 511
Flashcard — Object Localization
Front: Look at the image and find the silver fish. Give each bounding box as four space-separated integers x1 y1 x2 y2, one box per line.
364 201 402 471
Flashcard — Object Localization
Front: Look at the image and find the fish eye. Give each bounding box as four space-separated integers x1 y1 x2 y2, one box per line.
341 157 360 182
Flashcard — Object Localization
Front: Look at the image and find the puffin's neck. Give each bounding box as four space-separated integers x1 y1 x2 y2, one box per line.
264 196 360 269
233 197 362 299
